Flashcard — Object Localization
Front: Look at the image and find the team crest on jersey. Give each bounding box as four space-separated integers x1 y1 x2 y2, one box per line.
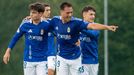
40 29 44 35
28 29 32 33
67 27 71 33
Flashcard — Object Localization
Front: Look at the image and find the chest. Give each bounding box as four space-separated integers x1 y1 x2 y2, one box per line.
24 25 46 36
54 21 79 35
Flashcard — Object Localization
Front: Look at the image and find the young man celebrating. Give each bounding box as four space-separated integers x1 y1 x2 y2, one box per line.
80 5 101 75
20 3 56 75
3 2 50 75
49 2 118 75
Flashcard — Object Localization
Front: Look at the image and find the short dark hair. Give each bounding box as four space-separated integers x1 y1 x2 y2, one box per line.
82 5 96 14
29 2 44 12
60 2 72 10
43 3 50 7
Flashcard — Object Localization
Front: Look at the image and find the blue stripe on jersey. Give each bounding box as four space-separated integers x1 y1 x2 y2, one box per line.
8 20 50 62
80 29 100 64
50 16 89 59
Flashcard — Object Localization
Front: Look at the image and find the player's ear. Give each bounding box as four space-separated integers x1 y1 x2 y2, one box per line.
82 12 86 18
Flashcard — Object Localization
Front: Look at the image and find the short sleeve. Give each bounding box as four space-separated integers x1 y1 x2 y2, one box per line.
77 19 89 32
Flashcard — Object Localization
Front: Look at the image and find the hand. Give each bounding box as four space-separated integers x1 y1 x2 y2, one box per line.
107 25 118 32
75 40 80 46
24 16 31 20
3 48 11 64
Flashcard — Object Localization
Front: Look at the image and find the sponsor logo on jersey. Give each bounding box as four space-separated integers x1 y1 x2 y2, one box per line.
57 33 71 40
28 35 43 41
80 36 91 42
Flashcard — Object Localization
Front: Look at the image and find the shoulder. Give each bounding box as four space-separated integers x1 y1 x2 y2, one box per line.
21 19 32 27
47 18 51 22
72 17 82 21
51 16 61 21
53 16 60 19
71 17 89 26
49 16 61 24
20 22 29 28
42 20 49 24
71 17 85 24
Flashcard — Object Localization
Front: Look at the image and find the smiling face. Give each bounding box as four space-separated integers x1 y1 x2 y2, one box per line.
83 10 96 23
82 6 96 23
29 2 44 22
60 6 73 23
60 2 73 23
30 9 43 21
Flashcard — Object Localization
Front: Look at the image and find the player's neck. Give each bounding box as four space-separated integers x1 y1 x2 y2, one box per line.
84 18 94 23
32 19 41 25
61 17 71 24
42 16 49 20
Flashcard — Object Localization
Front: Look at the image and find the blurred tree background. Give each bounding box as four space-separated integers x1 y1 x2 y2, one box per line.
0 0 134 75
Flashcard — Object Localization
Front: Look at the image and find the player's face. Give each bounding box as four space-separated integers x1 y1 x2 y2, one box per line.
30 10 43 21
43 6 51 18
61 7 73 22
84 10 96 22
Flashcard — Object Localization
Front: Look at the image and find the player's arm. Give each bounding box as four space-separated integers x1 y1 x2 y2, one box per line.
47 32 56 75
87 23 118 32
3 33 23 64
3 24 24 64
47 32 56 56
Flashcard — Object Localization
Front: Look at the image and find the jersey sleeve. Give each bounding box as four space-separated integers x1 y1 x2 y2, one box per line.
8 23 25 49
78 19 89 32
47 32 56 56
49 18 55 31
42 20 51 32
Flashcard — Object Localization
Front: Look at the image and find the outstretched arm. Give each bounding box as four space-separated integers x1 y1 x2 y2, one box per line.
87 23 118 32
